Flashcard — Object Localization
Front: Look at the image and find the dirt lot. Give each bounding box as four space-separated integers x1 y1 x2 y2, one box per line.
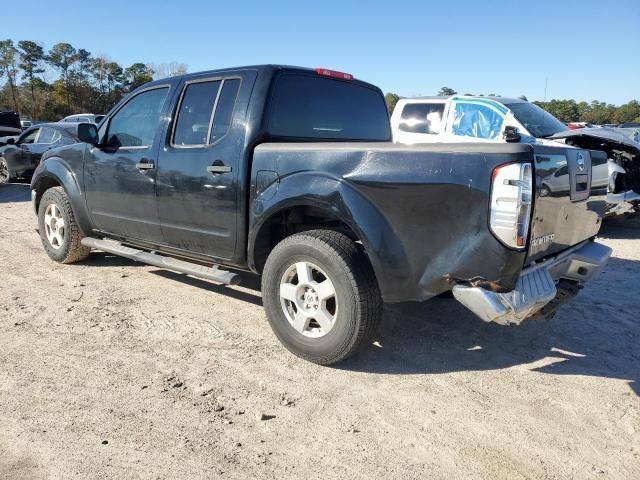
0 183 638 479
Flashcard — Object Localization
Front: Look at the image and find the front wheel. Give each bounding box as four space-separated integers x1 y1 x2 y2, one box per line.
262 230 382 365
38 187 91 264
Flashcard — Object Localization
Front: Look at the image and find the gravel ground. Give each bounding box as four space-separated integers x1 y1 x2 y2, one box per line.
1 183 638 479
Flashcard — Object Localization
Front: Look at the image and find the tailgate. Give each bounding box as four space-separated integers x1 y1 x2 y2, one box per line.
526 145 607 264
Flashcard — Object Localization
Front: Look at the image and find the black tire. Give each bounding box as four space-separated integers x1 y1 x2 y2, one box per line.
0 157 12 184
261 229 382 365
38 187 91 264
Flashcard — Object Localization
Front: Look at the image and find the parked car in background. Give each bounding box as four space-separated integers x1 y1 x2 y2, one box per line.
30 65 610 365
620 122 640 129
20 116 34 128
0 123 81 184
0 111 22 138
61 113 105 124
391 96 640 216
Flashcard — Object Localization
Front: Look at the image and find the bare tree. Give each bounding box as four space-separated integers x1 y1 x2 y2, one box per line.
150 62 188 80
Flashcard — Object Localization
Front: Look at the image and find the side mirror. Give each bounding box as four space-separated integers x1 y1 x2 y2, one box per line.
6 137 15 145
78 122 99 147
503 125 521 143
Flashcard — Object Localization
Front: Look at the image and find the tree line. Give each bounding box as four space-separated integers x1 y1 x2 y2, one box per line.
0 39 187 121
385 87 640 125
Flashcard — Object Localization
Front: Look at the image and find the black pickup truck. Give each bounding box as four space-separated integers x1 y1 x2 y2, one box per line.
30 65 612 364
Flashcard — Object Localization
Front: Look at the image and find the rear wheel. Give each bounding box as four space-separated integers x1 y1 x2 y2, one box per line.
262 230 382 365
0 157 12 184
38 187 91 263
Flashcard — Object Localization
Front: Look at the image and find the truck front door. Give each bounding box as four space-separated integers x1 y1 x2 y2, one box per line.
155 71 255 260
84 85 172 243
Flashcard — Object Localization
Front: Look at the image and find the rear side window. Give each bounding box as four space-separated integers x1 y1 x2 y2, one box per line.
210 79 240 143
399 103 445 134
267 74 391 141
174 81 221 146
172 78 241 147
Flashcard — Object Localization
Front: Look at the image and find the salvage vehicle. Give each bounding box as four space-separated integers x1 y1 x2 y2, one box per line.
391 96 640 215
30 65 611 364
0 123 81 184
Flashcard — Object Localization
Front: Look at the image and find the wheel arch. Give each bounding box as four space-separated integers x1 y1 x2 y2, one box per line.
31 157 92 236
248 175 411 302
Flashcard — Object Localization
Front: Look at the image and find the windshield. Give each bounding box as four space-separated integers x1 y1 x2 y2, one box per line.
267 73 391 141
507 102 568 138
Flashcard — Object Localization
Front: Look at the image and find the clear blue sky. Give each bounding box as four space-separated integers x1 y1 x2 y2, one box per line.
3 0 638 104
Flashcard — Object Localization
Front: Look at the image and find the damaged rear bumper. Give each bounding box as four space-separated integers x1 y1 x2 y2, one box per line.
452 241 611 325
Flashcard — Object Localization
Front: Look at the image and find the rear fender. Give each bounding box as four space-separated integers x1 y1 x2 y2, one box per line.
249 171 410 301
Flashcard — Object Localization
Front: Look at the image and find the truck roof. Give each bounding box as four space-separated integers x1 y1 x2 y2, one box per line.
142 64 379 91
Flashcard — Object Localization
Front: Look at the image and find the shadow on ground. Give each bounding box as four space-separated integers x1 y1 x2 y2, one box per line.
79 252 263 305
341 256 640 397
0 183 30 203
598 216 640 240
63 217 639 396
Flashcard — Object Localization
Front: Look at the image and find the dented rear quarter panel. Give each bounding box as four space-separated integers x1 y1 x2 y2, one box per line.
250 142 532 303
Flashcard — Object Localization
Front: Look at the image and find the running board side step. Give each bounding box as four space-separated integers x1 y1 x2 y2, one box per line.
80 238 240 285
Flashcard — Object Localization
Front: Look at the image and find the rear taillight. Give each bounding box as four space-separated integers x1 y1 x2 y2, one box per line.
489 162 533 250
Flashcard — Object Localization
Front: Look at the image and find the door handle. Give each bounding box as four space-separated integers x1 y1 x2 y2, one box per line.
136 159 155 170
207 163 232 174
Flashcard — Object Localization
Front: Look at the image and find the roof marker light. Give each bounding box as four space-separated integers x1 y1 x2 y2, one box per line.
315 68 353 80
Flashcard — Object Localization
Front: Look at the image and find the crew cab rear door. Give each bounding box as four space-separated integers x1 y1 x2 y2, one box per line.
155 70 257 260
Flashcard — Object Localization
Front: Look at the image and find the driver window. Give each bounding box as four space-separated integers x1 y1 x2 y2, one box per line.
106 87 169 148
451 103 504 140
20 128 40 144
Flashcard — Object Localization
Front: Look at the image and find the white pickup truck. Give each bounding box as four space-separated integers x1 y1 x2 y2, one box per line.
391 95 640 215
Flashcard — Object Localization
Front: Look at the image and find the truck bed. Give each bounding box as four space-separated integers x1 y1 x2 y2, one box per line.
252 141 606 302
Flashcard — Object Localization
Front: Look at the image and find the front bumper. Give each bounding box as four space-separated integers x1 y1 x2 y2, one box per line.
452 241 611 325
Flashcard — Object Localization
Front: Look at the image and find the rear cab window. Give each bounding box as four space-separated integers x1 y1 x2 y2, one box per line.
266 73 391 141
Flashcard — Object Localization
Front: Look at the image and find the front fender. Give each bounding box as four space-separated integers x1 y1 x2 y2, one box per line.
31 152 92 235
249 171 410 302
